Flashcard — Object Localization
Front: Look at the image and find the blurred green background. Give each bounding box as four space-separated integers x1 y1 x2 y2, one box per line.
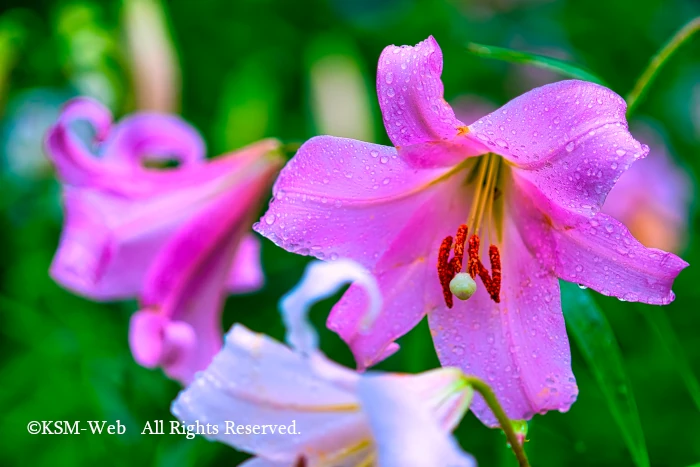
0 0 699 465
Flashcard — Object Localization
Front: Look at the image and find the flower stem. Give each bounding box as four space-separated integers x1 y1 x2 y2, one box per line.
463 376 530 467
626 16 700 117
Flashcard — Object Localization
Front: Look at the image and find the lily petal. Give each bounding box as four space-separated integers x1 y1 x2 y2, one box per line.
429 216 577 426
45 97 114 185
328 179 467 369
171 324 367 464
553 212 687 304
227 234 265 294
100 112 205 169
603 123 692 252
377 36 467 148
515 178 689 305
253 136 453 268
48 102 279 301
281 259 381 356
469 80 648 217
131 154 280 383
358 373 476 467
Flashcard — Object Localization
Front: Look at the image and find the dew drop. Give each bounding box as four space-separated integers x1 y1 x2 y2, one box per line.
265 214 275 225
565 141 575 152
385 72 394 84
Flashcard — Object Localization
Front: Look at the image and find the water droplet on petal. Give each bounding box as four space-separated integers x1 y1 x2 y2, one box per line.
265 214 275 225
385 72 394 84
565 141 575 152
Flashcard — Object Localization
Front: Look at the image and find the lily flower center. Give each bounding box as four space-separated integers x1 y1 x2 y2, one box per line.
437 153 503 308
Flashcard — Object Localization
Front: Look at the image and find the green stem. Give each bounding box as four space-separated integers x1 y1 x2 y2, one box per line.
626 16 700 117
463 376 530 467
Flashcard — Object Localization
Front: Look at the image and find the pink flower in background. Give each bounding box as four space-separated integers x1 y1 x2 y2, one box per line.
45 97 282 383
603 122 691 253
254 36 688 425
172 260 475 467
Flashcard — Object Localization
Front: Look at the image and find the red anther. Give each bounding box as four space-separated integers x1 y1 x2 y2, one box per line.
467 235 481 278
449 224 468 273
437 236 454 308
437 226 499 307
489 245 502 303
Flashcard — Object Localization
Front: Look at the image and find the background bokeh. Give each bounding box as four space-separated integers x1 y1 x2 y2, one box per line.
0 0 699 465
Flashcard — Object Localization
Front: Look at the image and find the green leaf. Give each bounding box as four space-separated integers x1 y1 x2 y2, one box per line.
465 43 607 86
561 282 649 467
639 306 700 412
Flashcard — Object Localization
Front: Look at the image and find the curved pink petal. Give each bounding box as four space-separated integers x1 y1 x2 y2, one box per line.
429 216 577 426
129 310 197 382
100 112 205 169
129 311 170 367
46 97 232 197
134 158 279 383
253 136 455 269
45 97 114 185
468 80 649 216
603 123 691 252
515 178 688 305
50 184 212 300
358 374 476 467
49 120 280 300
377 36 467 148
226 234 265 294
328 179 467 369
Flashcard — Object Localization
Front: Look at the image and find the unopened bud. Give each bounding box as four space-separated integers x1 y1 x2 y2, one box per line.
449 272 477 300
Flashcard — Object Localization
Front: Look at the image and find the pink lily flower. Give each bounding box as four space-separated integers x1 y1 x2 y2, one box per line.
603 122 691 253
172 259 475 467
45 97 283 383
254 36 689 425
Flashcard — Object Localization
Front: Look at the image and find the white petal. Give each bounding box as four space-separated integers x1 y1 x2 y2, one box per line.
171 324 368 463
280 259 381 355
357 373 476 467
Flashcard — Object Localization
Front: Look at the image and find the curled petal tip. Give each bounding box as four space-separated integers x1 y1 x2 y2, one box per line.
281 259 381 355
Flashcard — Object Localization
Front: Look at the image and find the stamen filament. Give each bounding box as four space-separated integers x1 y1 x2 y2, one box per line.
473 154 499 234
466 154 490 229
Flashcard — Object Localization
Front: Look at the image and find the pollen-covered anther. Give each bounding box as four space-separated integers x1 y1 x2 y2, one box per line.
467 234 481 278
437 236 454 308
465 234 502 304
488 245 502 303
449 224 468 273
450 272 477 300
436 224 470 308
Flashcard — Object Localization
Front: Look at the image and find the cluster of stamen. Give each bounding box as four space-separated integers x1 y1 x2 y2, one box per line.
437 223 502 307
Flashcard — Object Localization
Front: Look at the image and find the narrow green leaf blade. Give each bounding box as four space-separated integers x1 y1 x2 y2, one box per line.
561 282 649 467
465 42 607 86
640 306 700 412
